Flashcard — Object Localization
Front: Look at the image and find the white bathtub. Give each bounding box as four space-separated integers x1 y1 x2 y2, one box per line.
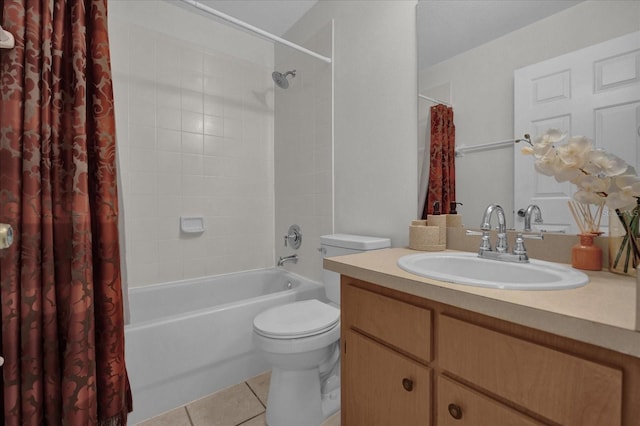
125 268 325 424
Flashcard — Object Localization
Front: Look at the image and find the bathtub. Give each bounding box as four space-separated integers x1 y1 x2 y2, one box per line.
125 268 326 424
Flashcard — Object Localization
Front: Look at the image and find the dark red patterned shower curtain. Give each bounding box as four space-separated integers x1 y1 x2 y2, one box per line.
422 104 455 218
0 0 131 424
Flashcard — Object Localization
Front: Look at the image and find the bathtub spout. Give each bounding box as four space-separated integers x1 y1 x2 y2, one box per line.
277 254 298 266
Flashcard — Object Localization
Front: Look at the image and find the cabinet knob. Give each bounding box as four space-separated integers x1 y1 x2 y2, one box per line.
448 403 463 420
402 378 413 392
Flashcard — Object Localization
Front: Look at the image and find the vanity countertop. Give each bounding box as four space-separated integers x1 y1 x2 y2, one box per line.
324 247 640 358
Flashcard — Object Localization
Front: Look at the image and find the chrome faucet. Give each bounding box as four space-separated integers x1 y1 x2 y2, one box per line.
524 204 543 232
467 203 543 263
277 254 298 266
481 204 508 253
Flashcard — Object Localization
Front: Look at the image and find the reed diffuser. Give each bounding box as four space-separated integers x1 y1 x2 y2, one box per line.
567 201 604 235
567 201 603 270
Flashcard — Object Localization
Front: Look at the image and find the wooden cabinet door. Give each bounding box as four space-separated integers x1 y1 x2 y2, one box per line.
439 315 623 425
437 376 543 426
343 329 431 426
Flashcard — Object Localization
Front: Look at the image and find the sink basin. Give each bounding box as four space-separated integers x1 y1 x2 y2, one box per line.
397 252 589 290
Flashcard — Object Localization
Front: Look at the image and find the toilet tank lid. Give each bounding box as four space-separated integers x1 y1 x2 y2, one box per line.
320 234 391 250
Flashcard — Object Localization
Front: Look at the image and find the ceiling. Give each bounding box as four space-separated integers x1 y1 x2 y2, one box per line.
190 0 583 68
418 0 583 69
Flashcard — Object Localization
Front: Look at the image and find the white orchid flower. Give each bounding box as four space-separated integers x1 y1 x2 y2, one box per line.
605 190 637 211
583 150 629 177
533 129 566 148
574 190 605 205
575 175 610 193
553 166 581 183
521 146 534 155
615 175 640 196
522 129 638 217
533 147 560 176
556 136 591 169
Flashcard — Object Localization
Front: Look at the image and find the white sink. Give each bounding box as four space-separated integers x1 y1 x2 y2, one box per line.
397 252 589 290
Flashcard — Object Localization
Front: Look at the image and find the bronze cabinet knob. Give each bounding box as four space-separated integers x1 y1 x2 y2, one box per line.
402 378 413 392
448 403 463 420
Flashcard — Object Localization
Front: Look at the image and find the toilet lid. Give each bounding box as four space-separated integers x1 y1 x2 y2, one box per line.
253 300 340 339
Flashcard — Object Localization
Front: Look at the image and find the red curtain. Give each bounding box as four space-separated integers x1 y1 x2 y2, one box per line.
422 104 456 218
0 0 131 424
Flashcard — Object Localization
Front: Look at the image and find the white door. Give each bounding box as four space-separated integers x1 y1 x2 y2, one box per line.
514 31 640 234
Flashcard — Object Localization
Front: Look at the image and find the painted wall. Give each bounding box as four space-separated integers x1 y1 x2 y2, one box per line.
109 1 275 287
419 0 640 230
285 0 419 248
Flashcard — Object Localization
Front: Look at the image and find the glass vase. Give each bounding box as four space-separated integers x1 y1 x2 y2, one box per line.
571 233 602 271
608 209 639 277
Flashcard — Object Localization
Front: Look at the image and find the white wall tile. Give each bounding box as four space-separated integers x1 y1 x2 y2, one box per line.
129 149 157 172
204 93 225 116
157 173 182 196
203 115 224 137
129 171 157 195
274 24 334 283
182 111 204 134
181 132 203 155
129 125 155 150
181 155 203 176
203 135 225 156
157 107 181 131
181 89 203 113
157 151 182 174
157 128 181 152
111 2 278 287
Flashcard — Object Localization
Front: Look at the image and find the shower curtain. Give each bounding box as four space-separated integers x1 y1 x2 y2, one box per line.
421 104 455 218
0 0 131 424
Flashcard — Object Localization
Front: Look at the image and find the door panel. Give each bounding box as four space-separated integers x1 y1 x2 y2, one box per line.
514 31 640 233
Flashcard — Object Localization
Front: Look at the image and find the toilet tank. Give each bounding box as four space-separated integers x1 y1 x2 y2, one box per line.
320 234 391 305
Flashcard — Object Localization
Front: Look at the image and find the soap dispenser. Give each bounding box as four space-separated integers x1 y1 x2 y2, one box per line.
446 201 464 228
427 201 447 246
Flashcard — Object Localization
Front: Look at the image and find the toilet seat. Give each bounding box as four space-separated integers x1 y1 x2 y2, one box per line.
253 299 340 339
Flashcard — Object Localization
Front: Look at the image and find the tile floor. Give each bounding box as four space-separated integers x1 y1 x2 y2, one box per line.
136 371 341 426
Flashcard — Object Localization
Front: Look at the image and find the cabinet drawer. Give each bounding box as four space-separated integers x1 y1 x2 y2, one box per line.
344 329 431 426
439 315 623 425
342 282 432 362
437 376 542 426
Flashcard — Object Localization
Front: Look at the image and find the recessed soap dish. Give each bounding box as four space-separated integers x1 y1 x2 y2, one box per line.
180 216 205 233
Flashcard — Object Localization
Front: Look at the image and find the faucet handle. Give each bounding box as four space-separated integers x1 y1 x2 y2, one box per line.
466 229 492 252
513 233 527 256
513 232 543 257
520 231 544 240
284 224 302 249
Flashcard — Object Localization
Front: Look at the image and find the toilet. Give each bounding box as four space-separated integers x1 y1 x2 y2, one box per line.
253 234 391 426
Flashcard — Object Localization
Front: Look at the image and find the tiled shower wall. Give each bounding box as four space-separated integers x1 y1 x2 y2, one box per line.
274 23 334 283
108 1 276 287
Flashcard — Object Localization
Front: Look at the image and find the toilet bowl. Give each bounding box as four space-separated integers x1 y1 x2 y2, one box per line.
253 234 390 426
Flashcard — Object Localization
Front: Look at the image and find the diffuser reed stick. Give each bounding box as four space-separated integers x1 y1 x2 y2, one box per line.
568 201 604 234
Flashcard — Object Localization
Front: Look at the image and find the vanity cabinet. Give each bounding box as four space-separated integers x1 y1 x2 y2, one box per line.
341 276 640 426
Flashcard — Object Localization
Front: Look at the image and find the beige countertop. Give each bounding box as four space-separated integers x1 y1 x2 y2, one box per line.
324 247 640 358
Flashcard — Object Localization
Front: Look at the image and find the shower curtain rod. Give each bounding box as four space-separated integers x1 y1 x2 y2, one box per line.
455 139 514 157
418 94 451 107
179 0 332 64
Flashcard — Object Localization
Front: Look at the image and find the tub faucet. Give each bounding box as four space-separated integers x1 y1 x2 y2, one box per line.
277 254 298 267
467 203 543 263
524 204 543 232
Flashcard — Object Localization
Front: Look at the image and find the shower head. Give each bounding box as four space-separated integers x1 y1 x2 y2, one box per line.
272 70 296 89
